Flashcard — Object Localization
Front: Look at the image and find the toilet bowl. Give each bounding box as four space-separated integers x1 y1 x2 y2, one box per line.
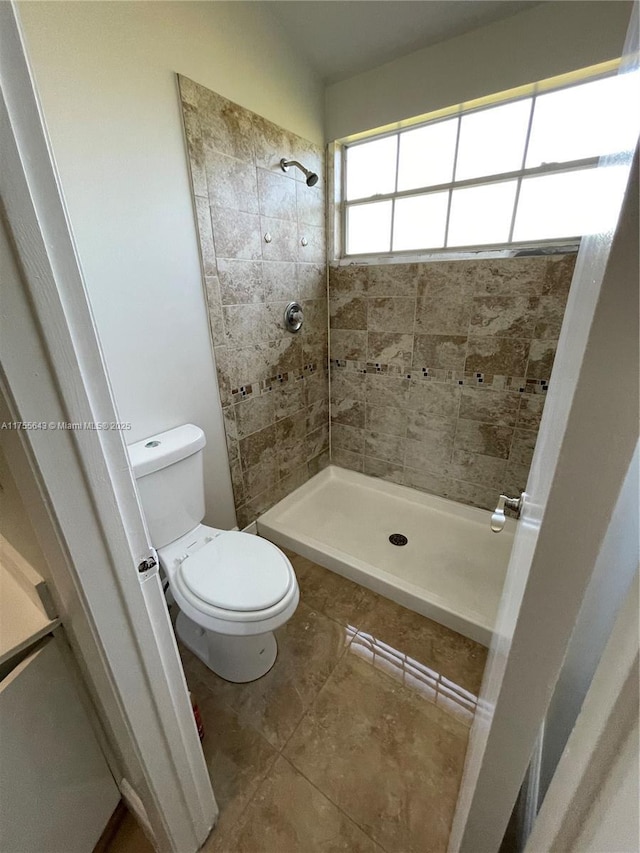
128 423 299 682
159 523 299 681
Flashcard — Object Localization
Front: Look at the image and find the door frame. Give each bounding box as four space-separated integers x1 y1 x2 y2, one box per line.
0 4 217 851
449 9 639 849
525 572 638 851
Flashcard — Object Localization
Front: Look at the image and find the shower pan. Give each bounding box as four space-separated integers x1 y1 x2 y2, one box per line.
258 466 515 646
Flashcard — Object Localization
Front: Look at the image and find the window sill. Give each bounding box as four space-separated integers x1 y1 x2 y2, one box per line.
332 241 580 267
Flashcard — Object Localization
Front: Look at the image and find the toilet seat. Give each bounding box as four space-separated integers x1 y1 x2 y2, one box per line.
180 531 292 611
159 524 299 636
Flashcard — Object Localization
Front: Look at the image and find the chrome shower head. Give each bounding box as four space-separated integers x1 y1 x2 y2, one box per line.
280 158 319 187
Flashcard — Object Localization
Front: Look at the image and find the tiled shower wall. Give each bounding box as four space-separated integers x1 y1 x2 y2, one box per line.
329 255 576 510
178 76 328 529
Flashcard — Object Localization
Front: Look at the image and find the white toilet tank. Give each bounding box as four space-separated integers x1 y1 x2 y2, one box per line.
128 424 206 549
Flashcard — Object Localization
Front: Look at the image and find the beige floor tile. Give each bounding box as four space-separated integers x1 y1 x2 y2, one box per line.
105 811 154 853
228 602 353 749
283 650 469 853
227 757 383 853
183 602 354 750
193 685 279 844
175 552 483 853
360 595 487 697
292 554 380 628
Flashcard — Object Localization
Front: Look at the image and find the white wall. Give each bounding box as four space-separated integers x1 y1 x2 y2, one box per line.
17 1 323 529
538 442 639 805
325 1 633 140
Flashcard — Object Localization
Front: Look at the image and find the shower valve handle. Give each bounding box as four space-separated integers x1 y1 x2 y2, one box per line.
491 493 524 533
284 301 304 333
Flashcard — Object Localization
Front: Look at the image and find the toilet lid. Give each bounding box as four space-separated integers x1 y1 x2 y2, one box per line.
179 532 292 612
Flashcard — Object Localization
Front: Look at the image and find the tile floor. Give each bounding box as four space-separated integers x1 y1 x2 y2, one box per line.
105 810 154 853
180 547 488 853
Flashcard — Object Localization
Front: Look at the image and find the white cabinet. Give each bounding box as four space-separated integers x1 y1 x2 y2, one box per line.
0 635 120 853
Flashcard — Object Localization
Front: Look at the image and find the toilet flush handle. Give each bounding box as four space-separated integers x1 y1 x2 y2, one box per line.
491 493 524 533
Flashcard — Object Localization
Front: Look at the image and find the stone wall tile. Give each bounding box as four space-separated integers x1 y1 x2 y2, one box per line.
205 148 259 213
234 394 275 439
332 446 364 472
509 428 538 466
239 425 277 470
330 294 367 330
412 334 467 370
211 206 262 260
470 257 547 297
331 398 366 429
458 387 519 427
526 339 557 380
258 168 297 221
296 183 325 228
465 337 530 375
406 381 460 417
261 216 298 262
517 395 545 431
329 265 368 295
331 329 367 361
217 259 263 305
194 197 216 275
448 450 507 489
364 431 406 466
297 263 327 300
306 424 330 459
273 382 306 422
262 261 297 302
367 332 413 369
453 419 514 459
331 422 364 454
363 457 404 484
365 405 408 437
365 375 410 409
469 296 539 338
368 297 416 333
298 225 326 264
197 86 255 162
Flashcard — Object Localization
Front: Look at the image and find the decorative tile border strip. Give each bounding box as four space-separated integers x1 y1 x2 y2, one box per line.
230 362 323 401
329 358 549 393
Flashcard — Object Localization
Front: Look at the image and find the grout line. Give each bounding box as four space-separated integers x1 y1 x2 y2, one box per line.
276 628 355 758
212 748 280 848
278 755 391 853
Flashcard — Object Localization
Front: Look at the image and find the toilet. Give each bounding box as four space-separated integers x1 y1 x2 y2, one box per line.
128 423 299 683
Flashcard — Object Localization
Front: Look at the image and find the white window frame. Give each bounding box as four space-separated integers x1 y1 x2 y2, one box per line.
334 60 622 263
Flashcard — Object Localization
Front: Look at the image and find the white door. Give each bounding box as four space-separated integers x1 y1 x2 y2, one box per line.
0 5 217 851
449 45 640 853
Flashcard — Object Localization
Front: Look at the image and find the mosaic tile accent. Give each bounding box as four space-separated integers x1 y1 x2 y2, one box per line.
179 76 328 527
329 255 576 511
330 358 551 393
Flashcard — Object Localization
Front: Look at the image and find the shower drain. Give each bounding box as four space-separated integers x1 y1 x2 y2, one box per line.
389 533 408 546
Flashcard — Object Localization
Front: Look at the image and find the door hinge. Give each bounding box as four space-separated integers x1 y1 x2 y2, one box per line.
137 552 158 575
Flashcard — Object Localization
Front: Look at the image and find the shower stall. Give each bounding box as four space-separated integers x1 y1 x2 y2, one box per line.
178 75 576 646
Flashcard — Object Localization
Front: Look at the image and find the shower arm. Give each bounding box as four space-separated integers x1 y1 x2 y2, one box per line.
280 158 319 187
280 158 306 173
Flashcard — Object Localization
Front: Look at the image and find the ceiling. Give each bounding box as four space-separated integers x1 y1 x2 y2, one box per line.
268 1 541 84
